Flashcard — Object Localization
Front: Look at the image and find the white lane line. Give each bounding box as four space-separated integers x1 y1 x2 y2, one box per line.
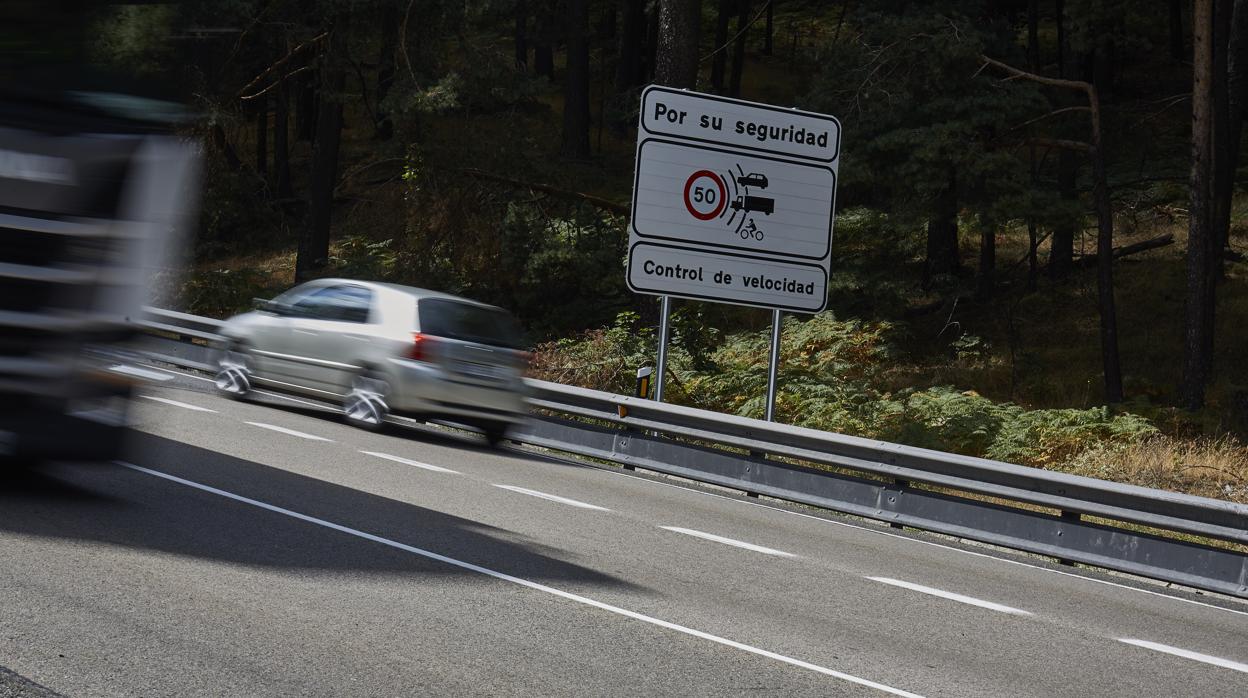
361 451 459 474
1118 639 1248 674
867 577 1033 616
244 421 332 442
142 364 214 381
493 485 611 511
137 364 336 410
140 395 218 413
117 462 921 698
110 364 174 381
660 526 796 558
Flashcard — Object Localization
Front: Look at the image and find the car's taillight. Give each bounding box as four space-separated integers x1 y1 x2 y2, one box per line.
409 333 438 362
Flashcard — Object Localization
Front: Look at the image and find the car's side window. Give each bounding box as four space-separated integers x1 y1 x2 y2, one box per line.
294 285 373 323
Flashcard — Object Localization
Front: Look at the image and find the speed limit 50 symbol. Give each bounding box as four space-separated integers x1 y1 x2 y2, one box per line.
683 170 726 221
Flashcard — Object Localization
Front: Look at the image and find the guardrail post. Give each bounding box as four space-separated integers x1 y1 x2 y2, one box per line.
1058 510 1081 565
890 479 910 528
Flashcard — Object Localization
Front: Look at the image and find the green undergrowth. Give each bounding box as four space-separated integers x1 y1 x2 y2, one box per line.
528 310 1248 504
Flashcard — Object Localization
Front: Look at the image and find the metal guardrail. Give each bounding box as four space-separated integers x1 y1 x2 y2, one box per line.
134 307 1248 599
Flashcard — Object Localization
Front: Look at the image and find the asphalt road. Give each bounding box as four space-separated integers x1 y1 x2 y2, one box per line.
1 364 1246 697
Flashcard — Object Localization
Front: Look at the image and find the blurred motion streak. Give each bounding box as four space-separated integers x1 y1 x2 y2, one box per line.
0 1 200 464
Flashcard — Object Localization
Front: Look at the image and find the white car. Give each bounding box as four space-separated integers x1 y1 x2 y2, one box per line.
215 279 529 445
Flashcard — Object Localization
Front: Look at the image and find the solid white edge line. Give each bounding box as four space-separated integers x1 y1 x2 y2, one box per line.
137 362 1248 618
116 462 921 697
361 451 459 474
493 484 611 511
1118 638 1248 674
867 577 1033 616
244 421 332 442
660 526 796 558
139 395 218 413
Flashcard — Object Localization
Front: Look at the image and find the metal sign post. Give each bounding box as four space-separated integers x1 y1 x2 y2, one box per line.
764 309 782 421
654 295 671 402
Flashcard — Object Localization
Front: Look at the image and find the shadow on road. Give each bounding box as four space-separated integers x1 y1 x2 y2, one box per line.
241 391 558 466
0 431 639 591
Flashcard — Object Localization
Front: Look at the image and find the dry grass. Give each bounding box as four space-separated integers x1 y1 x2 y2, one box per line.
1066 436 1248 504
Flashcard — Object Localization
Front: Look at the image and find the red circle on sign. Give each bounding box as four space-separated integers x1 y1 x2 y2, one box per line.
683 170 726 221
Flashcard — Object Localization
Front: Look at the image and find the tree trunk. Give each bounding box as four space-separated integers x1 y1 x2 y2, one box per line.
763 0 773 56
211 123 241 170
274 73 293 199
561 0 591 160
923 170 959 289
1211 0 1236 273
645 1 660 82
297 19 348 282
616 0 644 94
1090 114 1123 404
1027 0 1039 69
1026 0 1038 291
655 0 701 88
532 1 555 81
1180 0 1216 410
1049 0 1075 278
1170 0 1185 60
1226 0 1248 229
977 221 996 300
711 0 732 93
1056 0 1066 80
376 1 399 140
254 96 268 175
514 0 528 69
600 1 617 38
295 70 317 141
729 0 751 97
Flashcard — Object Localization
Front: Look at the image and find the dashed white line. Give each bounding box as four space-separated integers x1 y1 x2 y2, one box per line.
245 421 332 442
1118 639 1248 674
110 364 174 381
361 451 459 474
540 450 1248 619
867 577 1033 616
493 485 610 511
140 395 218 413
117 462 921 697
660 526 796 558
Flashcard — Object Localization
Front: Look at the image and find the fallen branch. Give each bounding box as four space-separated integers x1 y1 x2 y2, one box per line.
1073 234 1174 267
457 168 629 214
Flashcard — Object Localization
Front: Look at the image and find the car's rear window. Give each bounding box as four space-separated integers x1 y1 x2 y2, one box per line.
417 298 523 348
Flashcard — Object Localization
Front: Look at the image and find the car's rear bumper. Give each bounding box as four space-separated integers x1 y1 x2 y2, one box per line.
382 358 528 424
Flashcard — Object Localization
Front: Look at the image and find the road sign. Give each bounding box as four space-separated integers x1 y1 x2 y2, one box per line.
627 86 840 313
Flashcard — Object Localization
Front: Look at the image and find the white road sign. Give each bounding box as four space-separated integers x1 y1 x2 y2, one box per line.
627 86 840 313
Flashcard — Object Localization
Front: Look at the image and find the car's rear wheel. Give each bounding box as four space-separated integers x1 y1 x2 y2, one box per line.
344 371 390 431
482 422 510 448
214 343 254 400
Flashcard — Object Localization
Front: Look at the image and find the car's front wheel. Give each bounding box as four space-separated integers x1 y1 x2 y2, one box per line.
343 371 390 431
214 342 254 400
